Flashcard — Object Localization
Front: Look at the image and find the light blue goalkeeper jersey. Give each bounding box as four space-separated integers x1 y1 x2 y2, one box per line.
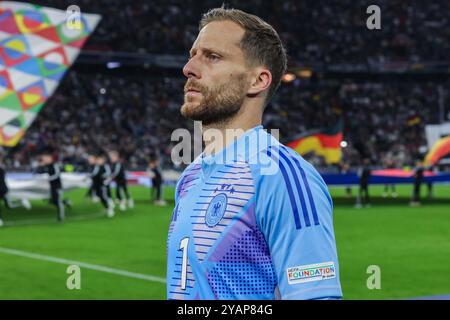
166 125 342 300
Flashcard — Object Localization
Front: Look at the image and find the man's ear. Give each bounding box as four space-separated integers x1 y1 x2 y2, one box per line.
247 68 272 96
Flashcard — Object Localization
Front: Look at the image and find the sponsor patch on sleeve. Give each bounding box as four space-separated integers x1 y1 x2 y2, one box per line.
287 261 336 285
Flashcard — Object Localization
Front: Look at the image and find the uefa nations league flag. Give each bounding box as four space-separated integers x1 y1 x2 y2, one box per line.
0 1 100 146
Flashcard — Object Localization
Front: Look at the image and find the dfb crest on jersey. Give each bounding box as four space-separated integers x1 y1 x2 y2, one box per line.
205 193 227 227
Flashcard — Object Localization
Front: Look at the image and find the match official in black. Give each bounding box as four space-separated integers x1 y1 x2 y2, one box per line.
148 156 165 206
36 149 71 221
0 156 9 227
411 161 424 206
91 153 115 217
356 158 371 208
108 150 133 211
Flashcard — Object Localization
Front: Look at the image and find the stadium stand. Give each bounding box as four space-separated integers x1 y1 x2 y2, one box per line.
2 0 450 172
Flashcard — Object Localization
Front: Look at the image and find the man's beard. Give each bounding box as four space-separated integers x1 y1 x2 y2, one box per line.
181 74 247 126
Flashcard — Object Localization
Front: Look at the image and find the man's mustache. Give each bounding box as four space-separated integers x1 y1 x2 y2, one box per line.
184 81 206 94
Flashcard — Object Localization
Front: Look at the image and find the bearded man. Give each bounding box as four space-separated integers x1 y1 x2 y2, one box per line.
166 7 342 300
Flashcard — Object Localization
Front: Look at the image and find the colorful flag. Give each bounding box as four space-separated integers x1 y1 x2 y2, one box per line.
424 135 450 166
0 1 100 147
287 119 343 164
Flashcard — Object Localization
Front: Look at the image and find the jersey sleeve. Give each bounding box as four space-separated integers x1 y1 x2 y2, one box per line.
254 149 342 300
173 167 189 204
174 174 182 204
174 167 190 205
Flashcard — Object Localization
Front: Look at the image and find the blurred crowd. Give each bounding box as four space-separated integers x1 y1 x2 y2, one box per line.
4 71 186 170
4 71 450 170
2 0 450 170
35 0 450 65
267 78 450 168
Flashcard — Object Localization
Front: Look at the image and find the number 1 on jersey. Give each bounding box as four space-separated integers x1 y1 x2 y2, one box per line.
179 237 189 290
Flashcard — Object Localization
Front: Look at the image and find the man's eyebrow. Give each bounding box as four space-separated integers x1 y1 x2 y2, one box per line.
189 47 230 57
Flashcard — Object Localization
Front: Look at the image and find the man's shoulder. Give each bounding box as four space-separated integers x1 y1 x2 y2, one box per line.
249 141 319 181
177 160 202 187
251 144 333 227
179 159 202 177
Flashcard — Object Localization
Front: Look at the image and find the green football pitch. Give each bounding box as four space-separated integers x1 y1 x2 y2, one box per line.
0 184 449 300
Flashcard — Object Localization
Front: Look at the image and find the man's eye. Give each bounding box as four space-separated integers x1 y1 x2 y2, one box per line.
207 54 220 61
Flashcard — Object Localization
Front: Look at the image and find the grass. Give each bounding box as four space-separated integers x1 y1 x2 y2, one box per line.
0 184 449 299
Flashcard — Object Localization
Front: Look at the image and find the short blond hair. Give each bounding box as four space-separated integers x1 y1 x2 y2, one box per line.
200 7 287 105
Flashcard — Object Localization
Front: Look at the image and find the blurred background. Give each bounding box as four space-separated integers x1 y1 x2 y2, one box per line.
0 0 449 300
3 0 450 170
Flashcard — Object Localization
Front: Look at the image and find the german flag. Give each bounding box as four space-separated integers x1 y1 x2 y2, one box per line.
407 114 421 127
425 135 450 166
287 119 343 164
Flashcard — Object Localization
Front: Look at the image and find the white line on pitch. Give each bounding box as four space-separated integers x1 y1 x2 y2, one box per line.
0 247 166 284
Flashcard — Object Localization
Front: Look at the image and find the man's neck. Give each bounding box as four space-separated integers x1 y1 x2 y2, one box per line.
202 116 262 157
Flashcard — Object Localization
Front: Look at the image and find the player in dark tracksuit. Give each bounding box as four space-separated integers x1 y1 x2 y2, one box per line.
411 162 424 206
148 157 165 206
108 150 133 211
356 158 371 208
91 154 114 217
102 159 114 209
85 154 98 201
106 162 117 211
36 152 71 221
0 163 9 227
0 155 33 227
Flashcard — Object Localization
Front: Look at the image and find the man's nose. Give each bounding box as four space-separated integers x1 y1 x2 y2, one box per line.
183 56 201 79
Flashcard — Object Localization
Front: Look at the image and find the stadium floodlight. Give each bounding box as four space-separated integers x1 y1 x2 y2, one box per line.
297 69 313 78
281 73 296 83
107 62 121 69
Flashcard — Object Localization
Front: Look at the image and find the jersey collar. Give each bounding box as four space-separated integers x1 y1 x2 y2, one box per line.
199 125 272 174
